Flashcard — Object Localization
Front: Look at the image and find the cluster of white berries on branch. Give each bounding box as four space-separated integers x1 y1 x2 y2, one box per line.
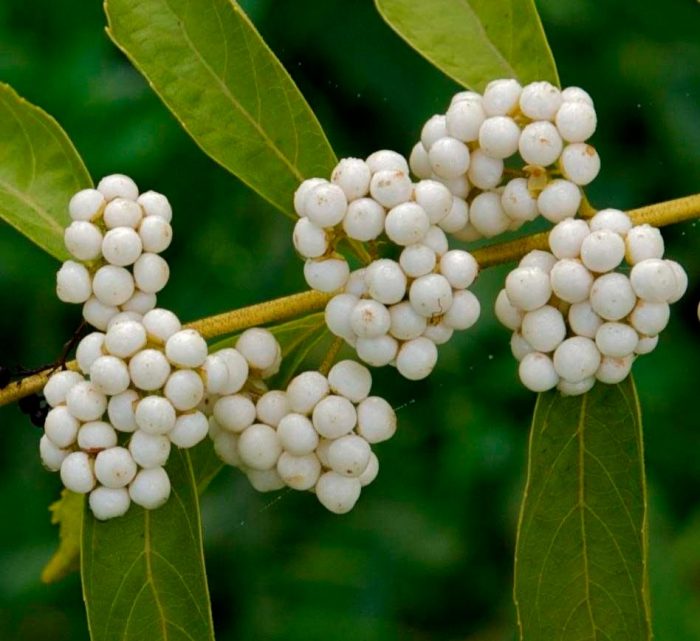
210 359 395 514
45 176 183 517
496 209 687 394
42 176 401 518
33 76 695 518
410 80 599 239
293 152 481 379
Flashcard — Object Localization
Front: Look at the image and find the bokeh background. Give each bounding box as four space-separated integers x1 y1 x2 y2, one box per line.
1 0 699 639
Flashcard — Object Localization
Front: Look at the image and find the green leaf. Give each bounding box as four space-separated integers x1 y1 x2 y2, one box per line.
374 0 559 91
0 83 92 259
514 377 652 640
41 489 84 584
81 449 214 641
105 0 337 217
190 438 225 494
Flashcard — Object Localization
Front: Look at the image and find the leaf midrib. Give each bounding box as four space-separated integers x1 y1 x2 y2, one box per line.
457 0 517 77
577 393 597 635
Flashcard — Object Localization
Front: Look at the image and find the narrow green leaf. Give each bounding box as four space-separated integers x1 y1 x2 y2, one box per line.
374 0 559 91
41 489 84 584
81 449 214 641
514 377 652 640
0 83 91 259
104 0 337 217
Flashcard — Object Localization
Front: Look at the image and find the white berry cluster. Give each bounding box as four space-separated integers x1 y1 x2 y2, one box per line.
293 153 481 379
209 360 396 514
40 311 212 519
496 209 688 394
42 175 287 521
56 174 172 326
41 319 283 520
410 80 600 239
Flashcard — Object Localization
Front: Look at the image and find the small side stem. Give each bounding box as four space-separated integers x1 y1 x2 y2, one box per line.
319 336 344 375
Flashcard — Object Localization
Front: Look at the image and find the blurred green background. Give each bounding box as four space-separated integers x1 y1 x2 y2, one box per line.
1 1 699 639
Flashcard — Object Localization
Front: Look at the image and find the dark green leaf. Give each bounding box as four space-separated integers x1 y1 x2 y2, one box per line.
81 449 214 641
514 377 652 640
190 438 225 494
374 0 559 91
105 0 337 217
0 83 91 259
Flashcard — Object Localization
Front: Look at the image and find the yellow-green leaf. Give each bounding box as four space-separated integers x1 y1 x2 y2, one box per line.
41 489 84 584
374 0 559 91
81 449 214 641
514 377 652 640
0 83 91 259
104 0 337 217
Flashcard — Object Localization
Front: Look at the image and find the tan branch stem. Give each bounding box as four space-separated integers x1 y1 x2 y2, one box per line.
3 193 700 409
472 193 700 268
0 290 331 408
184 290 331 339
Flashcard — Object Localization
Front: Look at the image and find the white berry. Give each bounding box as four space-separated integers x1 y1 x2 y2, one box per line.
138 191 173 222
97 174 139 202
56 261 92 304
89 487 131 521
342 198 385 242
589 273 637 321
409 274 453 317
238 423 282 470
396 337 438 380
129 467 171 509
312 395 357 439
135 396 176 435
169 411 208 449
552 336 601 383
277 452 321 490
518 352 559 392
129 430 171 468
537 179 581 223
304 183 347 228
213 394 256 433
286 371 329 415
560 143 600 185
128 349 171 391
69 188 105 221
505 266 551 311
521 306 566 353
60 452 96 494
303 257 350 292
365 259 407 305
331 158 371 201
64 221 103 261
133 253 170 294
315 472 361 514
94 446 137 489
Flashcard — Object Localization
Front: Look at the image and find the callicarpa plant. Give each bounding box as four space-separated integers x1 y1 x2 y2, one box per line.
1 0 699 639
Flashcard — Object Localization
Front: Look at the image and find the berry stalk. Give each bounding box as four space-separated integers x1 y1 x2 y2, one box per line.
473 193 700 268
